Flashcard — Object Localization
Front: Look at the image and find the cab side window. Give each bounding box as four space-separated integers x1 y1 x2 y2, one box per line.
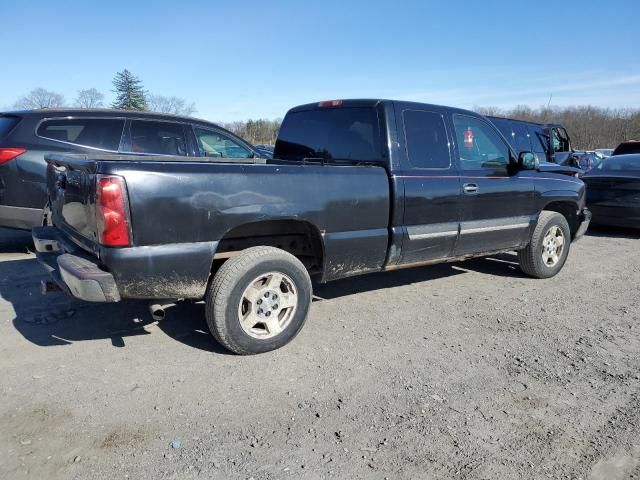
403 110 451 169
453 115 510 172
129 120 187 156
194 128 251 158
37 118 125 151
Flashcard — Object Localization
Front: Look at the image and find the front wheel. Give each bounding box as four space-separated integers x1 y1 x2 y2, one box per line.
518 211 571 279
205 246 312 354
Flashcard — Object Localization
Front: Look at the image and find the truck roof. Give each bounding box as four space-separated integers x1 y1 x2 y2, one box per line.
287 99 482 117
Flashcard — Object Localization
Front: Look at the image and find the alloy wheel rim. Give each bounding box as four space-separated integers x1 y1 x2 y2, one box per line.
237 272 298 339
541 225 565 267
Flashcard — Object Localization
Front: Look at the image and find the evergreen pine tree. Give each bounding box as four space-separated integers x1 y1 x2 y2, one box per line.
111 69 147 110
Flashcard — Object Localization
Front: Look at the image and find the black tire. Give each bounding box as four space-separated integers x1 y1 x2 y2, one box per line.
518 211 571 279
205 246 312 355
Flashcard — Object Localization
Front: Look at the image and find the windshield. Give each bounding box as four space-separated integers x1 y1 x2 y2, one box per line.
595 154 640 171
274 107 382 162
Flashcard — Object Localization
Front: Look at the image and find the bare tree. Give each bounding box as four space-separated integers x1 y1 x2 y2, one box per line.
147 94 196 116
13 88 65 109
75 88 105 108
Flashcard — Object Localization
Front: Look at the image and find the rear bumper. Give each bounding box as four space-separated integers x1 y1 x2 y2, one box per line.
33 225 219 301
32 226 120 302
574 208 592 241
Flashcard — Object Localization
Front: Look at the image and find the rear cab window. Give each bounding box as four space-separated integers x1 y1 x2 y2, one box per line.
37 118 124 151
274 106 382 163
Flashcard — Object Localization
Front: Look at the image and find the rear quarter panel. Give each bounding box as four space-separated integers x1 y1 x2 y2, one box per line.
98 160 391 285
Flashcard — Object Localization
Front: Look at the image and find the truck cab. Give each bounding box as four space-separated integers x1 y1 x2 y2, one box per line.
276 100 588 268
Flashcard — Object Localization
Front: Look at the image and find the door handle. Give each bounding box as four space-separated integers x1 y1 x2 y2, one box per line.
463 183 478 194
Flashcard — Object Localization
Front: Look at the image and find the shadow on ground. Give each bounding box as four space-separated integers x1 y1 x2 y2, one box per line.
3 227 598 354
313 252 524 300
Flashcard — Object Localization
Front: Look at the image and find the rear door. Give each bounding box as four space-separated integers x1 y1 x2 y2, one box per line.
395 107 461 264
451 114 534 255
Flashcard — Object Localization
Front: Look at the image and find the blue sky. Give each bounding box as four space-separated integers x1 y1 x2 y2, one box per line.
1 0 638 121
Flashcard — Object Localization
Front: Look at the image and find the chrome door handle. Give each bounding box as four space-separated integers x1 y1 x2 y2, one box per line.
463 183 478 194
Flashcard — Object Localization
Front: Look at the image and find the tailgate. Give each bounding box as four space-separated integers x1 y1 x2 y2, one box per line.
46 154 100 250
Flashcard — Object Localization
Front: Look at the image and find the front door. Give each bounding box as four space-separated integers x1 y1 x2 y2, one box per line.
397 108 461 265
451 114 534 256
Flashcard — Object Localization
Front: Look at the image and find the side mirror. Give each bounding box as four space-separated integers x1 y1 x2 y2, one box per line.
518 151 539 170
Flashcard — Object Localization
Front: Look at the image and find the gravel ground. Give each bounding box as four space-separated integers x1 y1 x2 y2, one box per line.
0 226 639 480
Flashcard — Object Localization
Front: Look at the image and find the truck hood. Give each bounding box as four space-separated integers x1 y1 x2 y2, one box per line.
537 162 581 176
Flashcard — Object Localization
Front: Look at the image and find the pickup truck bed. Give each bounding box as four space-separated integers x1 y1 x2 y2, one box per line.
39 152 390 299
35 99 591 354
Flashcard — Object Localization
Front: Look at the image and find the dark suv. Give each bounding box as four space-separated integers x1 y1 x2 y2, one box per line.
487 116 576 167
0 109 262 230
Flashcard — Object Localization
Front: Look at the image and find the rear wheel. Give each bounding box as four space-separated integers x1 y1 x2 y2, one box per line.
518 211 571 279
205 246 312 354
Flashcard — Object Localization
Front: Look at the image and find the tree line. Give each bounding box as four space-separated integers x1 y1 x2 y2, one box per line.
220 119 282 145
11 69 196 116
476 105 640 150
10 73 639 148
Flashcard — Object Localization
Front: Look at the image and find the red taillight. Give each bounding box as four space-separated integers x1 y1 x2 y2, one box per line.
96 175 131 247
0 148 26 164
318 100 343 107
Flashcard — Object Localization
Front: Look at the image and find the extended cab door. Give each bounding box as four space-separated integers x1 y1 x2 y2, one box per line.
450 114 534 256
395 108 461 264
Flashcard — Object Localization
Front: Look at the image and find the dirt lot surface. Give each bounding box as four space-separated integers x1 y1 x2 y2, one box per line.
1 227 639 480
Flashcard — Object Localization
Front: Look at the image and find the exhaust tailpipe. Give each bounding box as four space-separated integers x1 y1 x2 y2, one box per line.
148 301 175 322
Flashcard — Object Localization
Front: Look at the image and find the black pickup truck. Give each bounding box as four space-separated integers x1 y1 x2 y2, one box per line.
33 99 591 354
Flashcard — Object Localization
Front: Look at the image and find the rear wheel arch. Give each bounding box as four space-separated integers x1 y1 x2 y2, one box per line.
213 219 325 277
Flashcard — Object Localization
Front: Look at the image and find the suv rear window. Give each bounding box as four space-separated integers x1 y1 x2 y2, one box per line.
0 116 20 139
274 107 382 163
37 118 124 151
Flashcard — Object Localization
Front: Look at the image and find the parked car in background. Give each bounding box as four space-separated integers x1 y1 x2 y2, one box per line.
487 116 576 167
583 153 640 228
612 141 640 156
254 144 275 158
595 148 614 157
34 99 590 354
574 151 604 171
0 109 264 230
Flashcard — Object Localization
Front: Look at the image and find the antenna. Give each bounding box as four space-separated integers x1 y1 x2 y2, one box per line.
543 93 553 122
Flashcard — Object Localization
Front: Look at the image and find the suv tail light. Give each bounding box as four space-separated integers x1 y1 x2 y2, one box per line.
96 175 132 247
0 148 26 164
